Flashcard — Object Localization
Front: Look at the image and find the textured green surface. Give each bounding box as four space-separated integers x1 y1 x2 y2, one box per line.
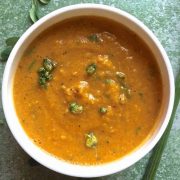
0 0 179 180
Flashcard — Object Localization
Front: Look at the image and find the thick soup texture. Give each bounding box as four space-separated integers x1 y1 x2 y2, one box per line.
14 17 162 165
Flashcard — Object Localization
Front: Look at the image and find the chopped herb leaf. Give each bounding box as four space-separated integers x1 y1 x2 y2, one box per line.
105 79 115 84
85 132 98 148
39 77 47 87
28 60 36 71
99 107 107 114
116 71 126 79
38 67 46 74
69 102 83 114
38 58 57 88
86 63 96 75
117 73 131 98
43 58 54 71
43 58 57 72
44 71 52 80
87 34 99 42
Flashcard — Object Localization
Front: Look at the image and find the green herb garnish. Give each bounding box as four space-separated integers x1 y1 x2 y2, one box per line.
28 60 36 71
69 102 83 114
85 132 98 148
116 73 131 98
143 71 180 180
116 71 126 79
43 58 54 71
105 79 115 84
99 107 107 114
38 58 57 88
86 63 96 75
87 34 99 42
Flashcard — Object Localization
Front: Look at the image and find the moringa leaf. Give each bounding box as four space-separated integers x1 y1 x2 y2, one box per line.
29 0 39 23
99 107 107 114
69 102 83 114
86 63 97 75
39 0 51 4
0 46 13 62
6 37 19 46
0 36 19 62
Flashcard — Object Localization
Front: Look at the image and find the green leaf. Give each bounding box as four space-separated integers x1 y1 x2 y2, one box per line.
6 37 19 46
99 107 107 114
86 63 97 75
38 58 57 88
69 102 83 114
0 46 13 62
29 0 39 23
38 0 51 4
105 79 115 84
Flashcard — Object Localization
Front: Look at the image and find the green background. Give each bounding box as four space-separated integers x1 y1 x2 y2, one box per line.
0 0 179 179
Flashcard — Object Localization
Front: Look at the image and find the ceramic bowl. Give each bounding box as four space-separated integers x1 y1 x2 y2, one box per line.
2 4 174 178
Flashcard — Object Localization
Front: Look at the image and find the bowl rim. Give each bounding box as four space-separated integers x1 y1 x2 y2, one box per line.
2 3 175 178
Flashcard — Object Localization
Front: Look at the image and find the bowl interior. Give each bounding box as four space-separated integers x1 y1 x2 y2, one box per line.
2 4 174 178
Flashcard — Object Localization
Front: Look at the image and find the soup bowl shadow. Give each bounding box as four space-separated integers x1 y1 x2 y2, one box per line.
2 4 174 178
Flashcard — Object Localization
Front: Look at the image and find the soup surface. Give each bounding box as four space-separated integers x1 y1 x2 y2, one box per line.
14 16 162 165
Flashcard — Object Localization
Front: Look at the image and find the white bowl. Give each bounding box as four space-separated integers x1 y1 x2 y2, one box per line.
2 4 174 178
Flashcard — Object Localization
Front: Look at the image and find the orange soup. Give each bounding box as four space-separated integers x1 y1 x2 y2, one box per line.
13 16 162 165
